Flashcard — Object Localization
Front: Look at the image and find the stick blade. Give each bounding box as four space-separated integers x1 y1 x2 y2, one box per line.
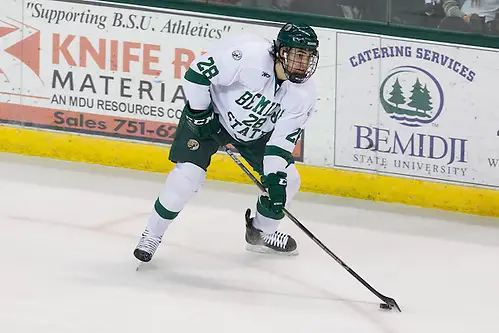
383 296 402 312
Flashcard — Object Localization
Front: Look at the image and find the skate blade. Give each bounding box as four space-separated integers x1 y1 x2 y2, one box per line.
246 244 299 256
135 261 144 271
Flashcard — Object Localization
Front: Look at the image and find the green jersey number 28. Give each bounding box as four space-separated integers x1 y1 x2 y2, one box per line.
197 57 219 80
285 128 303 144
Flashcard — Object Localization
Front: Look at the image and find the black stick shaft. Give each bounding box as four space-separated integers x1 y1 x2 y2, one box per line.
220 144 400 310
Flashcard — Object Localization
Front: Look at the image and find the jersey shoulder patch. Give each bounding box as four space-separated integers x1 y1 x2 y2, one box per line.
230 36 274 91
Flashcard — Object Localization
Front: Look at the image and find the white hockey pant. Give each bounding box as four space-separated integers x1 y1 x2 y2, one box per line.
145 162 300 237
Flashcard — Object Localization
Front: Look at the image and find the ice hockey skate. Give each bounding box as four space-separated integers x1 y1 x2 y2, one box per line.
244 209 298 255
133 229 162 265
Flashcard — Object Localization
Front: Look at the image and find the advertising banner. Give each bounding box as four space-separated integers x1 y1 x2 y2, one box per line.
3 0 497 189
0 0 314 160
334 32 499 188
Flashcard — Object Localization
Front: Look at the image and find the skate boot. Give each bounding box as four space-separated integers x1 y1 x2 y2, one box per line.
133 229 162 263
244 209 298 255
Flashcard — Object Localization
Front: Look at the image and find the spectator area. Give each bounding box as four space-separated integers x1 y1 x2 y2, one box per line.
195 0 499 36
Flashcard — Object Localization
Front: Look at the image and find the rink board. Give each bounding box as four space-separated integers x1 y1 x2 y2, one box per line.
2 125 498 217
1 0 498 217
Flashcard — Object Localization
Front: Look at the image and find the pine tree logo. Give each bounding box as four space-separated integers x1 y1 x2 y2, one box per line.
379 66 444 127
387 78 405 107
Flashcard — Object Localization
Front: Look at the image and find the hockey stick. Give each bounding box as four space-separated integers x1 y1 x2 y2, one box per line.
218 143 402 312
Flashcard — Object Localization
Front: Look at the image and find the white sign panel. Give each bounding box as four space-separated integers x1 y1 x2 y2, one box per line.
334 32 499 188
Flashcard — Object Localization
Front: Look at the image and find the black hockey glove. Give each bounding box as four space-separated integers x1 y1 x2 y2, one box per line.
258 171 287 219
184 102 220 139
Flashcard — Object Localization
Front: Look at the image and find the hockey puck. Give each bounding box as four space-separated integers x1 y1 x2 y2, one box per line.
379 303 392 310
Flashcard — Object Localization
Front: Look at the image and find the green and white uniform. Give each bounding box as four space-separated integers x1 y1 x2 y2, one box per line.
183 33 316 175
133 23 319 262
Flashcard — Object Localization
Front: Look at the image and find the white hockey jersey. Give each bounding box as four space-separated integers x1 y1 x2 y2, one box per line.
183 34 316 174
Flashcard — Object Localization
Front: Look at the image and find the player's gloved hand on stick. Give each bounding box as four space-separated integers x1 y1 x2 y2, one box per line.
184 102 220 138
259 171 287 219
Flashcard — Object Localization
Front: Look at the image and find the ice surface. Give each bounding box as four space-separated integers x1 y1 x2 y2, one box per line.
0 153 498 333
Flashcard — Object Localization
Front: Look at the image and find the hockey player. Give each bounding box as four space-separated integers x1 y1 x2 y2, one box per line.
133 22 319 262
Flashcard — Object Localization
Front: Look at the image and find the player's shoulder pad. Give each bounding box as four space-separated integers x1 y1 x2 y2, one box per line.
226 34 272 66
218 34 273 88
